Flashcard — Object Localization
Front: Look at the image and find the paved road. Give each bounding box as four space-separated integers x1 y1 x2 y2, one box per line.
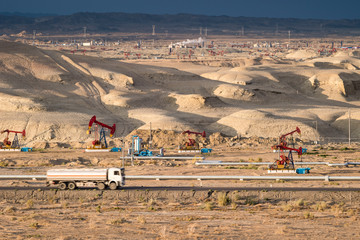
1 186 360 192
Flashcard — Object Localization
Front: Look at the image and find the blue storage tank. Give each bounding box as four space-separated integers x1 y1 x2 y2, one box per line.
296 168 310 174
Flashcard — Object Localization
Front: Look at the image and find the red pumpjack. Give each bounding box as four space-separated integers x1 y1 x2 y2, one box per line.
181 130 206 150
0 129 26 149
270 127 303 170
87 115 116 149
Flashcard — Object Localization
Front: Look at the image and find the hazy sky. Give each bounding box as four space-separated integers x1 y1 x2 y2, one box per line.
2 0 360 19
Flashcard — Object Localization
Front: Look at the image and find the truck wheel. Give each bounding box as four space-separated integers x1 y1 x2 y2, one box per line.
59 182 67 190
68 182 76 190
109 182 117 190
97 182 106 190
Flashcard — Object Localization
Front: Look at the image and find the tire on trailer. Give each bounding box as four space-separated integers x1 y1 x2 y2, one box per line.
97 182 106 190
109 182 117 190
59 182 67 190
68 182 76 190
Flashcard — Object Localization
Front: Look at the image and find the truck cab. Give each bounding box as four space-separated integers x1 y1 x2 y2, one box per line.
108 167 125 187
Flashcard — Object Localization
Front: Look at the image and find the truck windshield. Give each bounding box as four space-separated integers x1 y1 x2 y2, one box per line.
114 171 119 175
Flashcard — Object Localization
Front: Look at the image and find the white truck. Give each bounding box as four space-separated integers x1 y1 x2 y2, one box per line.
46 167 125 190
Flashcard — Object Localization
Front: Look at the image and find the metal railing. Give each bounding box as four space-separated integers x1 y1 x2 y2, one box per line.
123 156 204 160
195 161 360 167
126 175 360 181
1 175 360 182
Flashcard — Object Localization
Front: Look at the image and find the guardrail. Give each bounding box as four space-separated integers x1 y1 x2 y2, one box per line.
122 156 204 160
126 175 360 181
195 161 360 167
0 175 46 180
1 175 360 181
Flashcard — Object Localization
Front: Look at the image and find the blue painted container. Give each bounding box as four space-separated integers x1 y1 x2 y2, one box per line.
110 147 122 152
296 168 311 174
21 147 32 152
201 148 212 153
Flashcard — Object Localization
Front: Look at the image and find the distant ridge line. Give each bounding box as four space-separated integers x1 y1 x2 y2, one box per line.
0 12 359 36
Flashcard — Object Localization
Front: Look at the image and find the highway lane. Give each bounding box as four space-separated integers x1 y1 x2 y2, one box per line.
1 186 360 191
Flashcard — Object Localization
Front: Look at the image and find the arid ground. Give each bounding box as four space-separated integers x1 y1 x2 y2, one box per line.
0 143 360 239
0 35 360 239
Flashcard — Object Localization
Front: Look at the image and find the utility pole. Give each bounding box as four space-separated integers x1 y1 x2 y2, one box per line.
152 25 156 36
348 108 351 146
121 137 125 168
288 30 291 48
131 141 134 167
32 30 36 45
205 27 208 36
149 122 152 149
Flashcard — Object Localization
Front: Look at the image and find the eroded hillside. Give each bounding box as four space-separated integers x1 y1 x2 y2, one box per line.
0 40 359 146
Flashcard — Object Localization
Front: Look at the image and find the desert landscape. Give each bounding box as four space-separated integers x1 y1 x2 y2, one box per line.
0 37 359 145
0 144 360 239
0 21 360 239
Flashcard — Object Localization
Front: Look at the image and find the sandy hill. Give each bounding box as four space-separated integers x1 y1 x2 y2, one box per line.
0 40 359 147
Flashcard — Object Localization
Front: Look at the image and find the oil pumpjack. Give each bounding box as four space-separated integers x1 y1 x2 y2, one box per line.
85 115 117 152
269 127 303 173
179 130 212 153
0 129 26 151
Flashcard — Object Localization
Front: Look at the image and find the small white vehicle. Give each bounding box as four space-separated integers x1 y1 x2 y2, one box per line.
46 167 125 190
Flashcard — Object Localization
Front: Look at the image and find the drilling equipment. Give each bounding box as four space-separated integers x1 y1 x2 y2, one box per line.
0 129 26 149
269 127 303 172
180 130 206 151
87 115 116 150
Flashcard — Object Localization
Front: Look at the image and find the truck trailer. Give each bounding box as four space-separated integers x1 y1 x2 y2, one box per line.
46 167 125 190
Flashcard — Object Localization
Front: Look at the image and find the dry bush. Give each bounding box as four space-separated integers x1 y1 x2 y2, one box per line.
159 225 167 239
204 202 214 211
61 201 68 209
0 161 8 167
244 197 258 206
175 216 199 222
109 218 126 225
217 192 231 206
95 205 101 213
137 215 146 224
347 208 357 217
29 222 40 229
55 236 74 240
232 193 241 201
147 198 157 211
331 203 346 216
3 206 16 213
48 195 58 204
148 198 156 206
187 224 196 236
275 226 288 234
294 199 307 207
312 201 328 212
303 212 315 219
281 199 308 212
25 199 34 209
